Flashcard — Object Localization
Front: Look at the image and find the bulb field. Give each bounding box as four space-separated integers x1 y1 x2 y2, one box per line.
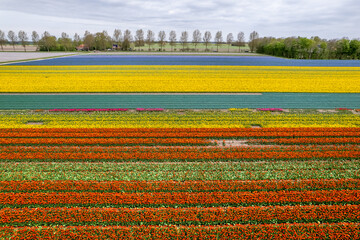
0 54 359 239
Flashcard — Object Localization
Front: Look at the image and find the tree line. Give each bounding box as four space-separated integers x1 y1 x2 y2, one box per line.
1 29 359 59
0 29 247 52
254 36 360 60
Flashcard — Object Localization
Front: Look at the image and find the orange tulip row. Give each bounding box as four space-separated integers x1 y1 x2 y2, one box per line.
2 144 358 153
1 179 358 193
1 148 359 161
1 205 359 225
0 137 211 146
1 127 360 138
249 137 360 144
0 190 358 206
0 223 359 239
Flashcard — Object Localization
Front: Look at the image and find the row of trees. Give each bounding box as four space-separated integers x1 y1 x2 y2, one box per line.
255 36 360 59
2 29 358 59
0 29 248 52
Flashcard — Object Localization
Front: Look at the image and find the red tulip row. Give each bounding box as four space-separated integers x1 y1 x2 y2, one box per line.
2 127 359 134
1 179 358 193
0 190 358 206
1 205 359 225
0 137 211 146
249 137 360 145
1 147 359 161
0 223 359 240
1 128 360 138
3 144 358 153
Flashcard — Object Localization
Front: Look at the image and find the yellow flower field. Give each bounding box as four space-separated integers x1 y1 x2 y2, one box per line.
1 111 359 128
1 65 360 93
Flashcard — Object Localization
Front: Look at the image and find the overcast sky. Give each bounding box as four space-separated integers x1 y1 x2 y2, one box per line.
0 0 359 40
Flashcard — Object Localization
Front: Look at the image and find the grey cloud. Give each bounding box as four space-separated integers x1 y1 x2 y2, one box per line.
0 0 359 39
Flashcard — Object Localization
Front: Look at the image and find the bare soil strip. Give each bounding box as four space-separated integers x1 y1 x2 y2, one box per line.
0 52 78 64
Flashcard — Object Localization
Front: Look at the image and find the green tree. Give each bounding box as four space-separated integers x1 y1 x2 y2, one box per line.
83 31 95 51
59 32 72 51
39 31 57 51
349 39 360 59
73 33 82 49
94 31 111 51
336 38 350 59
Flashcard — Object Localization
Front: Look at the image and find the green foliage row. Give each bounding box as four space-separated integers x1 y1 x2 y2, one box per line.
256 36 360 59
1 160 358 181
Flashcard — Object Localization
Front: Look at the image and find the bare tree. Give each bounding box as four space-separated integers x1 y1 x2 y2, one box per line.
169 30 177 52
135 29 144 50
249 31 259 52
18 31 28 52
180 31 188 51
31 31 39 51
0 30 6 51
59 32 72 51
7 31 17 51
122 29 132 50
215 31 223 52
146 30 155 51
113 29 122 50
192 29 201 51
158 31 166 51
226 33 233 53
237 32 245 52
203 31 212 51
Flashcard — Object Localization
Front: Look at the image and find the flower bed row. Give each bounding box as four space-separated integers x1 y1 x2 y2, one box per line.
1 205 359 226
3 111 359 128
0 223 359 239
2 161 359 182
1 179 359 193
1 146 359 161
0 190 358 206
2 144 358 153
0 137 212 146
2 127 359 135
49 108 129 112
249 137 360 145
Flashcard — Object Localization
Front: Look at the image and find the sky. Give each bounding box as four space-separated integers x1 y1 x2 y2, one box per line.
0 0 359 40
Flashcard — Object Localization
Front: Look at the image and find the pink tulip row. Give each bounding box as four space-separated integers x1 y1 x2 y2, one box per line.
47 108 165 112
49 108 129 112
257 108 284 112
136 108 165 112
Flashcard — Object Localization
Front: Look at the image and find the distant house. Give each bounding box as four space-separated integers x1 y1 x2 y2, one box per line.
76 44 86 51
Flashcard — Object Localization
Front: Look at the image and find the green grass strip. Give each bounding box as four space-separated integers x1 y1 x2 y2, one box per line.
0 160 359 181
